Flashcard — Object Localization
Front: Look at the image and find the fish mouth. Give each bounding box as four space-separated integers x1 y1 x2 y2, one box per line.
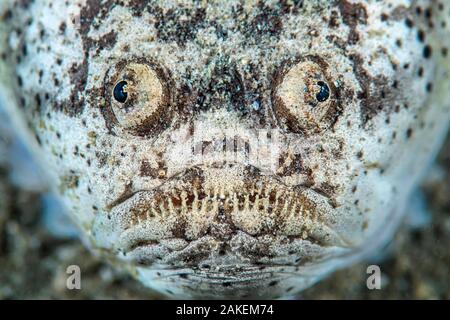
107 163 350 266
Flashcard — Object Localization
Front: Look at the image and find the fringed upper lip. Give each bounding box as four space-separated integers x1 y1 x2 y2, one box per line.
107 164 351 258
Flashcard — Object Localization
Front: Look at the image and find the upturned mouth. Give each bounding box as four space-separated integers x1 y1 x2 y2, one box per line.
106 163 349 265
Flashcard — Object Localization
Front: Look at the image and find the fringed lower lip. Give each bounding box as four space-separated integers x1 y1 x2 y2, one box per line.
120 231 352 268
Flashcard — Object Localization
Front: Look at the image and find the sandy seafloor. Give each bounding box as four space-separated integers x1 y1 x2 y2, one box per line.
0 134 448 300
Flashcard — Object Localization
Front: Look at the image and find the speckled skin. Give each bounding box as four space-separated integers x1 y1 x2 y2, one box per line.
0 0 449 299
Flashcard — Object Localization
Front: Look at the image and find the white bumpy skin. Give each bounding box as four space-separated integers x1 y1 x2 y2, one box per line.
0 0 449 299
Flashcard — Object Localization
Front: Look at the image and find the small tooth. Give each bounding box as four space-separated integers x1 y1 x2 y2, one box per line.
136 214 142 225
159 202 167 217
253 194 260 210
200 197 208 214
233 192 239 213
313 209 319 223
304 208 310 220
180 190 188 209
211 198 219 214
219 186 226 199
244 194 250 210
281 198 290 216
168 197 175 214
264 184 272 197
276 196 285 213
274 190 280 209
150 203 158 217
258 184 264 197
289 202 297 219
192 189 199 213
213 188 218 199
171 189 180 199
302 230 308 240
263 196 269 214
129 216 136 228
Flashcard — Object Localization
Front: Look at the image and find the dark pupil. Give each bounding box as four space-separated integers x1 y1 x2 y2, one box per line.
316 81 330 102
113 81 128 103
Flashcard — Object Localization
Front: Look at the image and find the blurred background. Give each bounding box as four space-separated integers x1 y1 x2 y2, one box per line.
0 127 449 299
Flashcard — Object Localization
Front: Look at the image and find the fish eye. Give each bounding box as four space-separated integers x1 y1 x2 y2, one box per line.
113 80 128 103
316 81 330 102
272 57 337 134
104 61 171 136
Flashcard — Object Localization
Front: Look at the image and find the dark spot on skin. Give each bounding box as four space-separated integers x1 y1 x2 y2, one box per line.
392 80 398 89
1 9 13 21
94 30 118 50
154 7 207 46
337 0 368 44
35 94 41 110
417 29 425 42
405 18 414 28
34 133 42 146
424 8 432 19
406 128 413 139
248 3 284 40
66 62 88 116
349 54 400 124
313 182 338 204
418 66 424 77
328 10 340 28
58 0 117 117
59 22 67 34
21 44 27 56
277 153 304 177
95 151 108 168
423 45 432 59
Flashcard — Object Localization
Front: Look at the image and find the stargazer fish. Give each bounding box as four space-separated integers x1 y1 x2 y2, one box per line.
0 0 449 299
